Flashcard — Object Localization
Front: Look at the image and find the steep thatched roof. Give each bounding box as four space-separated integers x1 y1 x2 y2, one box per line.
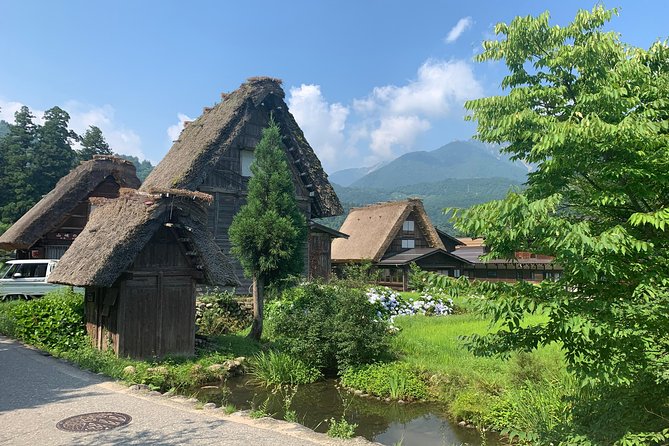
331 199 445 263
141 76 342 218
48 189 239 288
0 156 141 250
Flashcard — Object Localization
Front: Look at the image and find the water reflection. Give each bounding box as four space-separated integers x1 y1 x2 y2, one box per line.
197 377 498 446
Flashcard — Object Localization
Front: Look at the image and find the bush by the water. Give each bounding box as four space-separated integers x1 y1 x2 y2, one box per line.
0 288 85 351
249 350 322 386
195 292 252 335
264 283 390 373
341 362 428 401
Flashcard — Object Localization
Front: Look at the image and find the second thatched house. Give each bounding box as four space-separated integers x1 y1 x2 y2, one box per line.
331 199 468 290
48 189 239 359
332 198 563 289
140 77 343 291
0 155 141 259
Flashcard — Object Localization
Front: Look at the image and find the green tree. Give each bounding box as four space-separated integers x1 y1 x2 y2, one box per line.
448 6 669 440
77 125 112 161
33 107 77 198
0 106 39 222
228 119 306 341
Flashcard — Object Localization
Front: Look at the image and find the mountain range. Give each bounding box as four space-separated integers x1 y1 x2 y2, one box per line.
320 141 528 233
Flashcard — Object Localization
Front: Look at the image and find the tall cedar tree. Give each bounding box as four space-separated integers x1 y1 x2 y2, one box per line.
228 119 306 340
78 125 112 162
437 6 669 441
0 106 39 223
33 107 77 198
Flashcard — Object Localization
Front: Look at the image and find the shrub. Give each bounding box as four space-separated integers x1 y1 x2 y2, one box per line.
250 350 322 386
264 283 390 373
3 288 85 351
327 417 357 439
366 287 454 320
341 362 428 401
195 292 252 335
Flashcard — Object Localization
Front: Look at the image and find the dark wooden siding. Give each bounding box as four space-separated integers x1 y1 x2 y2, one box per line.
308 232 332 280
86 227 198 359
387 211 429 256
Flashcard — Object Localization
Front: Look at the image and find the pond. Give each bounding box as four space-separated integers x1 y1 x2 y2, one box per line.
197 377 499 446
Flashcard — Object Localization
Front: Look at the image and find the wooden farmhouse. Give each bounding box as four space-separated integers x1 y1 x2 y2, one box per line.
141 77 344 291
0 156 140 259
331 199 562 290
48 189 239 359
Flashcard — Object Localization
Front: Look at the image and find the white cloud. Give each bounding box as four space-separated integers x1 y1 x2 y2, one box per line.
360 59 483 117
369 115 430 160
0 100 44 125
287 84 351 170
167 113 194 143
1 98 145 160
445 16 473 44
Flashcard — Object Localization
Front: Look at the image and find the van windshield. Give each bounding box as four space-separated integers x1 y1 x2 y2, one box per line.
1 263 48 279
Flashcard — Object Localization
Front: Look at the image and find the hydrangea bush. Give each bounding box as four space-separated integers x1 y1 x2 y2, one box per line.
366 286 454 320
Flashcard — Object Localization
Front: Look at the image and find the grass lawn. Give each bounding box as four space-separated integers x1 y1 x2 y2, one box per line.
390 296 566 425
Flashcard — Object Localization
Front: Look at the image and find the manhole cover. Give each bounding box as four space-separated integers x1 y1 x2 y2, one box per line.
56 412 132 432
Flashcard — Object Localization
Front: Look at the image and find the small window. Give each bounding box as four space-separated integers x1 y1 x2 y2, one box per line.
453 269 461 278
240 150 255 177
402 220 414 232
486 269 498 278
401 239 415 249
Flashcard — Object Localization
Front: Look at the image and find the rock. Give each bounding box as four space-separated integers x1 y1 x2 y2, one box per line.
129 384 150 391
361 393 369 398
353 390 363 396
207 364 224 372
458 421 466 427
122 366 136 375
398 399 405 404
203 402 217 410
148 390 162 396
384 397 391 402
187 397 199 404
466 423 475 429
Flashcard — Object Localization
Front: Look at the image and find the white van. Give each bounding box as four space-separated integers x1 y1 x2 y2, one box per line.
0 260 69 301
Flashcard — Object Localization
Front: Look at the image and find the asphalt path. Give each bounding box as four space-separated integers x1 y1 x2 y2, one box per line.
0 336 376 446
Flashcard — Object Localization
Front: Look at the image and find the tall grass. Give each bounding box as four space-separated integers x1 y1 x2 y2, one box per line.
391 314 566 428
249 350 322 386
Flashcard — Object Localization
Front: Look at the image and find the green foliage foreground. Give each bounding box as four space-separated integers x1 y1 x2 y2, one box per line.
448 5 669 443
265 283 390 374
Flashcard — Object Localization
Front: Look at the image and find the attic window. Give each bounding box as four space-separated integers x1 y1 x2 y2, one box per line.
240 149 255 177
401 239 415 249
402 220 415 232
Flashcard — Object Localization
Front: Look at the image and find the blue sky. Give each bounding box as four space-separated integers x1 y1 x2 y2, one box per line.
1 1 667 173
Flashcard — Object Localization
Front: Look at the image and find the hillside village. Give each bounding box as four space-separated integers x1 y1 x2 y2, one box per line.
0 4 668 446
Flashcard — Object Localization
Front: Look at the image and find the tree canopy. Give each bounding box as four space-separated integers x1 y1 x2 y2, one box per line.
444 6 669 442
228 119 307 339
78 125 112 162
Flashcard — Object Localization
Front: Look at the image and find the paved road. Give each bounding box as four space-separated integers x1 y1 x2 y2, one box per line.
0 336 375 446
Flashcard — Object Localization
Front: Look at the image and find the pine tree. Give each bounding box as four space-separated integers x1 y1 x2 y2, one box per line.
0 106 38 223
228 119 306 340
77 125 112 162
33 106 77 199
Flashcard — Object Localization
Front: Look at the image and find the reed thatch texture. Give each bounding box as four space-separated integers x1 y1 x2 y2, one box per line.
331 199 445 262
0 156 141 250
140 76 342 218
48 189 239 288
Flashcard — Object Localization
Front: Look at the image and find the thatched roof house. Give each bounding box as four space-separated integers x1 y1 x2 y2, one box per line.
141 77 342 288
49 189 239 359
141 76 341 218
332 199 445 263
0 155 141 258
49 189 237 288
